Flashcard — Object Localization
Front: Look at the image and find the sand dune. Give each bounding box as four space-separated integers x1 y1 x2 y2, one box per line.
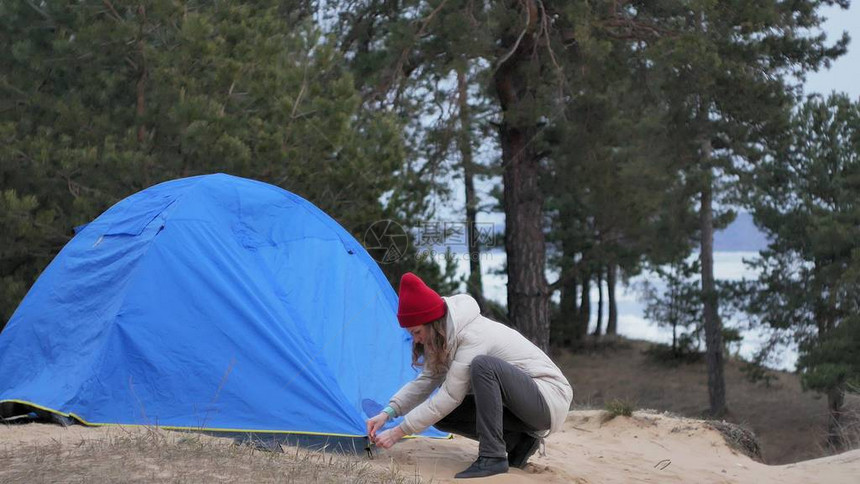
2 411 857 483
371 410 860 483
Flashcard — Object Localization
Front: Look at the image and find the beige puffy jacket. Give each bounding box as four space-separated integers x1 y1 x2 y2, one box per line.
388 294 574 436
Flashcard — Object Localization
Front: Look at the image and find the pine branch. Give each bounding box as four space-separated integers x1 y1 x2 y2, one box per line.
102 0 123 22
495 0 536 71
548 263 581 293
537 0 562 74
25 0 52 21
370 0 450 103
598 17 678 41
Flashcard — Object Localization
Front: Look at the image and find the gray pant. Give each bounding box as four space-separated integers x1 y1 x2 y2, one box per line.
434 355 551 458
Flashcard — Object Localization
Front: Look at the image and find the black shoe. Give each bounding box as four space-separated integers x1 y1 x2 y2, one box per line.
507 435 540 469
454 456 509 479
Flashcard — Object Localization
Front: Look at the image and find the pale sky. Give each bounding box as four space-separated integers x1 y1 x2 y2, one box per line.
804 3 860 98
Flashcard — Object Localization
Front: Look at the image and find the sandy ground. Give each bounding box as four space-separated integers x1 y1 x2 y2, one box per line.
1 420 142 446
371 410 860 483
2 411 859 483
552 341 860 464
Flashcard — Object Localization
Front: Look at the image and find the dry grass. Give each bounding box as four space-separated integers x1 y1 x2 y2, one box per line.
705 420 763 462
553 338 860 464
819 402 860 456
0 426 415 483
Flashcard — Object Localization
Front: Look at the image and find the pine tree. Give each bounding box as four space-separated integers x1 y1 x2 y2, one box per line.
338 0 718 350
335 0 566 349
641 260 703 357
633 0 848 417
456 64 487 309
746 93 860 448
543 18 695 346
0 1 405 328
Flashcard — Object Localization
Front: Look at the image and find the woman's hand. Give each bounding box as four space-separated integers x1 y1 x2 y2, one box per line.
374 425 406 449
366 412 389 441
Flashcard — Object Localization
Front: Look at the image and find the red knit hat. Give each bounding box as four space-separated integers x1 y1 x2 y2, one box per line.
397 272 446 327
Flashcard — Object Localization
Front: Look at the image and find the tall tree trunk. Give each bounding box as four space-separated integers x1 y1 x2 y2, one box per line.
826 384 846 448
607 261 618 335
498 118 548 350
670 276 679 353
700 143 726 417
135 4 151 186
593 268 604 336
136 4 148 145
493 0 548 351
558 223 580 347
559 275 578 347
578 271 591 340
816 290 845 448
457 67 485 310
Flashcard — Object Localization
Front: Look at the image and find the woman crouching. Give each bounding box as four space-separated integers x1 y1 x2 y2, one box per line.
367 273 574 478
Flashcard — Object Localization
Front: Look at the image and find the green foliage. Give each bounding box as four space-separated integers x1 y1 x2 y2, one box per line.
602 398 635 421
0 1 411 329
644 341 704 366
0 190 60 324
722 327 743 355
333 1 506 298
740 361 780 388
402 247 465 296
2 0 854 374
623 1 846 416
334 0 847 357
799 316 860 394
641 260 703 356
543 14 697 289
642 259 746 364
745 94 860 396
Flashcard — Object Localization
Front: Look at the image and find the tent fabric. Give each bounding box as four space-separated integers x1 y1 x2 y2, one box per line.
0 174 445 439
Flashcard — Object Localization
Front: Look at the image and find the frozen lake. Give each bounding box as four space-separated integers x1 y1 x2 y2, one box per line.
437 249 798 371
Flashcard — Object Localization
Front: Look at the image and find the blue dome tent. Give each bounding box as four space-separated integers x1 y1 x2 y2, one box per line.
0 174 444 447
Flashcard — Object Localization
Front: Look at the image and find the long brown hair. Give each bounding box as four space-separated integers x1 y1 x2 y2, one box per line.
411 318 449 375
